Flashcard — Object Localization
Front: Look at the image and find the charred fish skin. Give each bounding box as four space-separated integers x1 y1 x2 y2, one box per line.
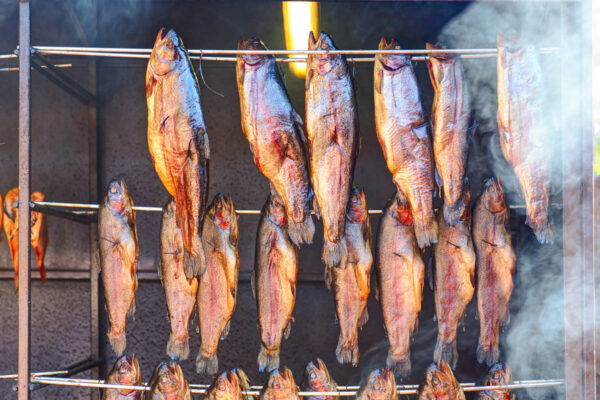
237 38 314 246
473 178 515 366
326 187 372 366
306 31 360 268
301 359 338 400
98 179 139 356
355 368 398 400
497 32 552 244
477 363 516 400
147 361 191 400
197 193 240 376
376 191 425 377
103 354 143 400
432 181 475 369
260 367 299 400
159 197 198 361
253 194 298 372
146 28 210 278
374 37 437 249
30 191 49 282
204 369 252 400
417 361 465 400
426 43 472 226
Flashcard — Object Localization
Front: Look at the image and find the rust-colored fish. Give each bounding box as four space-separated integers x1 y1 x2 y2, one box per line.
477 363 516 400
355 368 397 400
374 37 437 249
497 32 552 244
30 191 48 283
301 359 338 400
0 193 3 242
159 197 198 361
147 28 210 278
147 362 191 400
237 38 314 246
376 191 425 377
432 182 475 369
473 178 515 366
306 31 360 267
197 193 240 375
204 369 253 400
426 43 472 226
260 367 299 400
325 187 372 366
103 354 143 400
98 179 139 356
417 361 465 400
253 194 298 372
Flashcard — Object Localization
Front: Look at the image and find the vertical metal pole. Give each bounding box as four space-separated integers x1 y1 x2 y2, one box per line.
17 1 31 399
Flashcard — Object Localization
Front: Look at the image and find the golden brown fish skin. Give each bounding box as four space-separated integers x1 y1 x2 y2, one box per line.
426 43 471 226
355 368 397 400
260 367 299 400
253 195 298 372
326 187 372 366
432 182 475 369
159 197 198 361
301 359 338 400
146 28 210 278
0 193 3 242
103 355 143 400
477 363 516 400
374 38 437 249
204 369 253 400
3 188 20 291
497 32 552 244
473 178 515 366
305 31 360 268
30 191 48 283
147 362 191 400
417 361 465 400
98 179 139 356
237 38 314 246
376 191 425 377
197 193 240 376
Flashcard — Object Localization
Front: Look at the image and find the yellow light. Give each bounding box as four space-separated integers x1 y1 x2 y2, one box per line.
282 1 319 77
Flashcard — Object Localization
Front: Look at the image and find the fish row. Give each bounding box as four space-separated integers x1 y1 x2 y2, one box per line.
103 355 514 400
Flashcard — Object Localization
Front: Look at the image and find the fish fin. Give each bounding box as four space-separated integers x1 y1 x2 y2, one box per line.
427 254 434 291
387 351 411 378
167 335 190 361
336 334 359 366
526 218 555 245
196 353 218 376
497 112 512 163
374 68 383 94
305 64 313 90
107 331 126 356
476 340 500 366
250 270 256 299
203 129 211 160
146 73 157 98
358 307 369 328
288 217 315 246
434 339 458 369
502 311 511 328
128 299 136 317
458 311 468 330
183 249 206 280
257 346 279 372
293 112 308 145
284 320 293 340
413 218 438 249
221 320 231 340
322 239 347 268
313 197 321 219
435 168 442 198
324 266 333 291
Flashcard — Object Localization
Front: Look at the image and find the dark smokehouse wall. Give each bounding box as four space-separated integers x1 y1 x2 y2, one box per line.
0 1 564 399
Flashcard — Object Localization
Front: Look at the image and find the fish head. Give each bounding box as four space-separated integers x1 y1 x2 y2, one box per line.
307 31 344 75
114 354 141 386
484 363 512 387
106 178 130 212
388 191 412 226
209 193 237 231
264 194 288 227
304 358 333 390
481 177 507 214
375 37 410 73
209 370 242 400
155 362 182 393
238 37 270 69
418 361 462 400
163 197 176 218
4 187 19 218
362 368 396 400
425 42 455 83
267 367 297 393
347 187 369 224
149 28 185 76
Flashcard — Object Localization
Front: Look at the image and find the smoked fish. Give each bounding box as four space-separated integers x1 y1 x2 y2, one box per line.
376 191 425 377
355 368 397 400
301 359 338 400
103 355 143 400
253 194 298 372
99 179 139 356
417 361 465 400
147 28 210 278
147 362 191 400
204 369 253 400
260 367 299 400
159 197 198 361
497 32 552 244
325 187 372 366
30 191 49 283
374 38 437 249
473 178 515 366
477 363 516 400
197 193 240 375
306 31 360 267
432 182 475 369
237 38 314 246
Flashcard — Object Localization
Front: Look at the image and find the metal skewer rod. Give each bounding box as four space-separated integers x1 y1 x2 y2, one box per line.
0 370 69 379
0 63 72 72
0 53 18 59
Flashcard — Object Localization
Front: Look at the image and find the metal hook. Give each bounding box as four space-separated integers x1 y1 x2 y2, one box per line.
196 50 225 98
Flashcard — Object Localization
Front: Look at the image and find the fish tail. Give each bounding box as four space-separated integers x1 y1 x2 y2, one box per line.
335 334 359 367
107 330 126 356
386 351 411 378
257 346 279 373
526 218 554 245
442 202 463 227
433 338 458 369
196 352 218 376
167 335 190 361
322 239 347 268
476 340 500 366
183 247 206 279
413 218 438 249
288 216 315 246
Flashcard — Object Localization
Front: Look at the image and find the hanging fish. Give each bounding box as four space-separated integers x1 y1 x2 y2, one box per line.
147 361 191 400
103 354 143 400
301 359 338 400
356 368 397 400
260 367 299 400
30 191 49 283
204 369 253 400
417 361 465 400
477 363 516 400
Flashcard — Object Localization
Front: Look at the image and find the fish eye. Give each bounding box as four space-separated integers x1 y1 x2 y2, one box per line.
374 382 381 391
310 372 316 379
432 377 440 386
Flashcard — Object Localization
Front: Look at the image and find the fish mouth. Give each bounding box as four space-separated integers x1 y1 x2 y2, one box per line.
379 54 409 71
212 193 234 229
239 38 268 66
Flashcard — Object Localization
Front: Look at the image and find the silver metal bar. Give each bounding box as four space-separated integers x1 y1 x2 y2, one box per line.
0 370 68 379
0 53 18 59
0 64 72 72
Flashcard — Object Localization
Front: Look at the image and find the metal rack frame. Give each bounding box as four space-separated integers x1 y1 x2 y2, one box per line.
11 0 595 399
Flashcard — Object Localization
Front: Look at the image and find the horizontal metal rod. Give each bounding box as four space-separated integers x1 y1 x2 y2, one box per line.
0 53 17 59
0 370 68 379
0 63 72 72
